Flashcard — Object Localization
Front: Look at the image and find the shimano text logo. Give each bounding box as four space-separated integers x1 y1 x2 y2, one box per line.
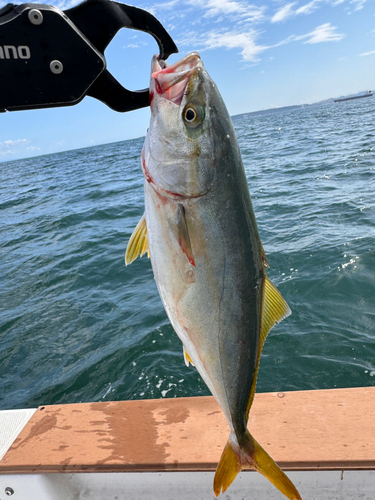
0 45 31 60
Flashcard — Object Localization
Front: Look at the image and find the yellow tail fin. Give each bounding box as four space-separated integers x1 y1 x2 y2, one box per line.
213 438 242 496
214 431 301 500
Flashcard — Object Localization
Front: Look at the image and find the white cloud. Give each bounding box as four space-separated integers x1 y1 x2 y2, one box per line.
203 30 267 61
350 0 366 10
0 139 30 156
126 41 148 48
22 0 81 9
271 21 344 54
0 139 37 157
302 23 344 43
207 0 265 19
55 0 81 9
148 0 266 23
270 0 365 24
271 3 296 23
360 49 375 56
284 23 344 43
0 0 348 68
296 0 322 15
147 0 180 12
0 139 28 149
179 20 344 63
186 0 266 20
156 0 180 7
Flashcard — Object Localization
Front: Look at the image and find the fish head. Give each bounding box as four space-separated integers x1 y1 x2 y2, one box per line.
144 52 233 200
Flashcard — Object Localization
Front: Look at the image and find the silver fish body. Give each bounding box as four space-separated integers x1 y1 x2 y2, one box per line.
126 52 301 500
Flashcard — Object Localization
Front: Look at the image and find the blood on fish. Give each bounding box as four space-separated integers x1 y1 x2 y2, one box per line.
154 78 163 95
155 189 168 206
179 237 196 267
164 189 184 198
142 156 153 185
187 255 196 267
142 152 187 199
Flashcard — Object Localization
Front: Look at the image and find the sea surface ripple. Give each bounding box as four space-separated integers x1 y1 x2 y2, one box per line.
1 97 375 410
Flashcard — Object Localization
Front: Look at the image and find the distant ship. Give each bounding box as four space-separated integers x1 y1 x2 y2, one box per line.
334 91 373 103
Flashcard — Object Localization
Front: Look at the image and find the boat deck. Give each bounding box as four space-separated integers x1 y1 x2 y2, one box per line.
0 387 374 498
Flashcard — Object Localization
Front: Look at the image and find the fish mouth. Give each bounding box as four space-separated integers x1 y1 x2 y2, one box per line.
151 52 202 105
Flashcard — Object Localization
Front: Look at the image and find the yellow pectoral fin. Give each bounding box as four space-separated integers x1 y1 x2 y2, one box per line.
246 273 291 418
177 203 195 267
125 213 150 266
183 346 195 367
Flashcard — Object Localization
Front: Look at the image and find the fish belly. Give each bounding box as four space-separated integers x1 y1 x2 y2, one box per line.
144 180 262 434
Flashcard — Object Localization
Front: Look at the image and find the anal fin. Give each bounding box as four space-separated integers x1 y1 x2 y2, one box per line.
183 345 195 367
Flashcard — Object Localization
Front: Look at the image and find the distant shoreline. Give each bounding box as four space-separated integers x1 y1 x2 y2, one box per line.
232 90 374 121
3 90 373 163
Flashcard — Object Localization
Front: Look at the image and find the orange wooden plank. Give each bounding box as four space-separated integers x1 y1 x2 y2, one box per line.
0 387 374 474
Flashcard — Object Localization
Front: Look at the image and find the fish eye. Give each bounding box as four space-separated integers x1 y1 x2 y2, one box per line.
182 103 204 128
185 108 196 122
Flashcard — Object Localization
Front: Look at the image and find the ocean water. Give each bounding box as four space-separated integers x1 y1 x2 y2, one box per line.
1 97 374 410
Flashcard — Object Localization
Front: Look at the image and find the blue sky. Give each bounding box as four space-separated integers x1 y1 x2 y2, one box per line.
1 0 374 160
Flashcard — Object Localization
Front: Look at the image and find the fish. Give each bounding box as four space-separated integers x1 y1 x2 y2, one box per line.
125 52 301 500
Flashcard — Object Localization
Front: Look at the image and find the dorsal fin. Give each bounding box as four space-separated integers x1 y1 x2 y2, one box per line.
246 273 291 419
125 213 150 266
